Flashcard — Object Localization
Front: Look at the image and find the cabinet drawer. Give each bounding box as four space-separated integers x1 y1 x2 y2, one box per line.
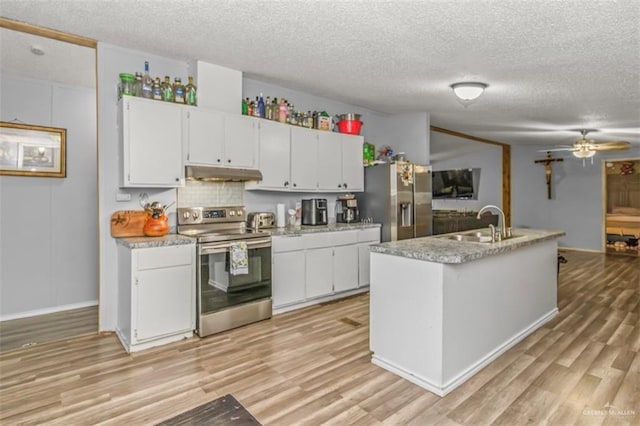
332 230 359 246
358 228 381 243
135 245 194 270
272 235 304 252
304 232 336 249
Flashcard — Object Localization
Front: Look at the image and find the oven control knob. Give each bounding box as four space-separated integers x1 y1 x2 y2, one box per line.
229 211 236 217
183 211 191 219
237 210 243 216
192 211 199 219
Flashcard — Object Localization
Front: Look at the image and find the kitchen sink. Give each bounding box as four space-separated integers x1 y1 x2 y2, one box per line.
440 229 525 244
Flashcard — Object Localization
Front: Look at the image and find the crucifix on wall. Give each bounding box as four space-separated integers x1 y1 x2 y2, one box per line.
535 152 564 199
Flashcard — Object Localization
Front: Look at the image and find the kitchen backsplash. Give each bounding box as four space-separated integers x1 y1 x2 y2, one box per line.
177 181 244 207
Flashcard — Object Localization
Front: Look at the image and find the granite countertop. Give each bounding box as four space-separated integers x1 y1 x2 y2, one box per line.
116 233 196 249
270 222 381 236
370 228 565 264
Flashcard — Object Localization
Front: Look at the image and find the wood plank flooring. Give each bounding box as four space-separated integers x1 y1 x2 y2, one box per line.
0 251 638 425
0 306 98 353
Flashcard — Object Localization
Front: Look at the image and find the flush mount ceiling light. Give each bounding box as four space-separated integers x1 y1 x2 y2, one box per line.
450 82 488 101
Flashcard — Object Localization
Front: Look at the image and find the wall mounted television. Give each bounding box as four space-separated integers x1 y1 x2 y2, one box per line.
432 168 480 199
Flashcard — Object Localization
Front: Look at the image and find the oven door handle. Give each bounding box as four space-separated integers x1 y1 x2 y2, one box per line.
199 238 272 255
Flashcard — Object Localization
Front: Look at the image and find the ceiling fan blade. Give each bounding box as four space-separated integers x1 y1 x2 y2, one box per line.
591 142 631 151
537 147 575 152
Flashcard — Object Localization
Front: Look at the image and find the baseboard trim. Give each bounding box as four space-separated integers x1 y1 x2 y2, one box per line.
0 300 98 322
558 246 603 254
371 307 558 397
273 287 369 315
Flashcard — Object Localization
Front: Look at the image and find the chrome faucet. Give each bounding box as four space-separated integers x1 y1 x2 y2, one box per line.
477 205 511 241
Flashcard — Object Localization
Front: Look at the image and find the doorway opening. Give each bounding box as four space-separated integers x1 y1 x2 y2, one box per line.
603 158 640 257
0 19 99 352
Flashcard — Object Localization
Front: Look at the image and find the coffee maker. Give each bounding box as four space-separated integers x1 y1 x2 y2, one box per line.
302 198 328 225
336 195 360 223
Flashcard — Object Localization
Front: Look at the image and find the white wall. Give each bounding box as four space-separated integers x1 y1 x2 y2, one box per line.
512 144 640 250
96 43 190 331
0 75 98 319
430 131 502 211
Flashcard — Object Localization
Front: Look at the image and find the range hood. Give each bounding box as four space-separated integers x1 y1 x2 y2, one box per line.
185 165 263 182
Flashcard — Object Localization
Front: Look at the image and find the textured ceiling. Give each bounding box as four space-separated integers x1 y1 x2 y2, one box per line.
1 0 639 148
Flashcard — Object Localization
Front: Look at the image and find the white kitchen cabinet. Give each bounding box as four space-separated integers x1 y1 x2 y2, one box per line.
272 235 305 308
184 107 225 165
305 247 334 299
271 228 377 314
253 120 291 189
290 126 319 191
116 243 195 353
357 228 381 287
185 108 256 168
119 97 183 187
224 114 257 167
334 244 359 292
317 131 343 190
317 133 364 192
341 134 365 191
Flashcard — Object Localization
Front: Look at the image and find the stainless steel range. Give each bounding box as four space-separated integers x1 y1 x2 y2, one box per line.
177 206 272 337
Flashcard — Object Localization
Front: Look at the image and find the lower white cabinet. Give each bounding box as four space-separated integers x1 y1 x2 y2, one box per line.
272 228 379 312
116 243 195 353
305 247 334 298
272 248 305 306
357 228 381 287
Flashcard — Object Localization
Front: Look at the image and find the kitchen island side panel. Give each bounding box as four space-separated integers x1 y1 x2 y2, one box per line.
369 252 444 384
440 240 558 387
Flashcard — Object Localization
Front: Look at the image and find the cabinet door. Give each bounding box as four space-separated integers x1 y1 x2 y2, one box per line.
317 131 343 191
334 245 359 292
255 120 291 189
224 114 257 167
134 264 193 341
290 126 318 191
123 98 183 187
341 134 364 192
185 107 224 165
358 243 373 287
272 251 306 308
305 247 333 299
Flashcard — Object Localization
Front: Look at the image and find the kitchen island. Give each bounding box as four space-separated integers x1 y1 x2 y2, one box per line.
368 228 565 396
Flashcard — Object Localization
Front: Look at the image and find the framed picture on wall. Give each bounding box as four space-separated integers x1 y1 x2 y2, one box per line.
0 121 67 178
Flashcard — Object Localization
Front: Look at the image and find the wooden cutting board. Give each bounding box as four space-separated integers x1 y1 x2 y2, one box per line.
110 210 148 237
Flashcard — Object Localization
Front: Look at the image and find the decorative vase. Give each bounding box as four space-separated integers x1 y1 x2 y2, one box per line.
143 214 169 237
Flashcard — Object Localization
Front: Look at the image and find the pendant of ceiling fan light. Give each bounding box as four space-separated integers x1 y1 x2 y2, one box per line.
572 148 596 158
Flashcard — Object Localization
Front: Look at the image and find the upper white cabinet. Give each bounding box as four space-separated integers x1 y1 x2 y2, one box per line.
317 131 343 190
184 108 257 168
341 134 365 191
290 126 319 191
119 97 183 188
247 120 364 193
254 120 291 189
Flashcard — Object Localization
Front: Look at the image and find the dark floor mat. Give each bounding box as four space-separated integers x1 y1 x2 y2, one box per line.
156 394 261 426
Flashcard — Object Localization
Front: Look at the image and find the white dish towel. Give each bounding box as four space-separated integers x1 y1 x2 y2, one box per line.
230 241 249 275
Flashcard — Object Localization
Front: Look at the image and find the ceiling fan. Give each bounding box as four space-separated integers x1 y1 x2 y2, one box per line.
543 129 631 161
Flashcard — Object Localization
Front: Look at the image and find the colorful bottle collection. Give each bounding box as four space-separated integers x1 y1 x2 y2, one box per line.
242 93 331 130
118 61 197 106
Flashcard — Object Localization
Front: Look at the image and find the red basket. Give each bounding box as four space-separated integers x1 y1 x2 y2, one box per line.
337 120 363 135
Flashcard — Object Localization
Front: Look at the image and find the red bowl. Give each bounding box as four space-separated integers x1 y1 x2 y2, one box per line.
337 120 363 135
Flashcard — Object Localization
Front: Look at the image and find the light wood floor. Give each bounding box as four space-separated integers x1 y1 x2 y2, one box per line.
0 306 98 353
0 251 638 425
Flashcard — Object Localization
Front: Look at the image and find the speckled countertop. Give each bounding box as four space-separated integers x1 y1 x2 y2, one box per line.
116 233 196 249
269 222 381 236
370 228 565 264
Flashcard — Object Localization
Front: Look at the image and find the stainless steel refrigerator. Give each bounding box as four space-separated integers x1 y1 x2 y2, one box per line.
358 162 432 242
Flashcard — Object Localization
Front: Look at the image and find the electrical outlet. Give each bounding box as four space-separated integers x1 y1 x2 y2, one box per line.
116 192 131 202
